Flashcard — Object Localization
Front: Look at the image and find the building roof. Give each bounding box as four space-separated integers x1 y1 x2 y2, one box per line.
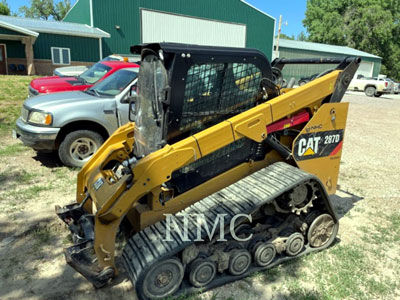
0 20 38 37
278 39 381 59
240 1 275 20
0 15 110 39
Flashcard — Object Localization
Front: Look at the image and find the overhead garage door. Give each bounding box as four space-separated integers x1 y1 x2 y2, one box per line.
356 61 373 77
141 9 247 48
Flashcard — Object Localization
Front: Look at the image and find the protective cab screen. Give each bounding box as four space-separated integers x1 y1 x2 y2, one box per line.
170 62 263 195
180 62 262 135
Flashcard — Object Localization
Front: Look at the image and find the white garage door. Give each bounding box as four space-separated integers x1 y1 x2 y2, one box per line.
141 9 247 48
356 61 374 77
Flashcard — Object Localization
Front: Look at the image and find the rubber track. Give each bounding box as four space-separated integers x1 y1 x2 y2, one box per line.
122 162 333 299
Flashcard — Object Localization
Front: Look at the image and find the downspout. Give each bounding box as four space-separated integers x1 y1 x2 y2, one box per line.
99 38 103 60
89 0 93 27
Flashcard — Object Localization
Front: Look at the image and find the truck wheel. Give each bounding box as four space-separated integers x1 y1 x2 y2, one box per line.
365 86 376 97
58 130 104 168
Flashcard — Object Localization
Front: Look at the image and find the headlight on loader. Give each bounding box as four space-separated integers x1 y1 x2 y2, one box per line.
28 111 53 125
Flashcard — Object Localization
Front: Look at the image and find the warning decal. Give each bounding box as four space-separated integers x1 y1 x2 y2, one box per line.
293 129 344 161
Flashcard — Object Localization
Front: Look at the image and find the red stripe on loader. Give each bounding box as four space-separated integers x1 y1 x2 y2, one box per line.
329 140 343 156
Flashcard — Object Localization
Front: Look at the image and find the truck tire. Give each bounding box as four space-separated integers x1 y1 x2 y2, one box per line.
364 86 376 97
58 130 104 168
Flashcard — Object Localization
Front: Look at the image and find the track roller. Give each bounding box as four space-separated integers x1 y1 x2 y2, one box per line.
253 242 276 267
286 232 305 256
189 258 217 288
228 249 252 276
140 257 184 300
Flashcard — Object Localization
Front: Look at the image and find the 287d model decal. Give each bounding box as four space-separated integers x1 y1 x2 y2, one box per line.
294 130 344 161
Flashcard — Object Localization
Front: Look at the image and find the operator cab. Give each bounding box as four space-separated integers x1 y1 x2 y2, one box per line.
130 43 277 195
131 43 275 158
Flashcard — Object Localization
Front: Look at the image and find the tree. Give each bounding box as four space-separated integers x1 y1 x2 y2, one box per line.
53 0 70 21
297 31 308 41
278 33 295 40
19 0 70 21
0 0 10 16
303 0 400 79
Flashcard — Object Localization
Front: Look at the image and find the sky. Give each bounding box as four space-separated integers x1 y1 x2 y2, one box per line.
246 0 307 37
8 0 307 37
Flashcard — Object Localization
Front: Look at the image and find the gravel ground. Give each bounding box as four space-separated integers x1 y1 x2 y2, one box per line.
0 91 399 300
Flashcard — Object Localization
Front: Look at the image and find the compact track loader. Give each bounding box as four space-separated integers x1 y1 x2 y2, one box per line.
56 43 360 299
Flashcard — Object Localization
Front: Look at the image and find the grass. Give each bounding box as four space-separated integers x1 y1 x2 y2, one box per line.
0 143 30 156
360 212 400 244
1 184 53 213
0 75 37 136
0 169 37 186
267 209 400 300
11 184 53 200
19 170 37 183
312 245 371 299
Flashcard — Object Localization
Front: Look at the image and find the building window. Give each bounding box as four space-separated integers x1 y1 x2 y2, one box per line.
51 47 71 65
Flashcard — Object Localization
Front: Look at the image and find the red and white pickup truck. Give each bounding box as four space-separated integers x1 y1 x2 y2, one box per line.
348 76 394 97
29 61 139 96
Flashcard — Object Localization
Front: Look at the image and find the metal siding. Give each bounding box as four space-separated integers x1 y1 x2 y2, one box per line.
0 39 25 58
141 9 246 47
0 27 28 36
33 33 99 62
362 57 381 77
372 61 381 77
93 0 141 56
279 47 382 82
93 0 274 59
63 0 91 25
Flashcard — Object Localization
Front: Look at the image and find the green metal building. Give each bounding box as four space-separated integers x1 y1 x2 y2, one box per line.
276 39 382 83
64 0 275 59
0 15 109 75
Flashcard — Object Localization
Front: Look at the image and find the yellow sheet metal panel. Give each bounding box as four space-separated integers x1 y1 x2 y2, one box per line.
229 102 273 141
193 121 235 157
133 157 272 230
268 70 340 121
292 102 349 195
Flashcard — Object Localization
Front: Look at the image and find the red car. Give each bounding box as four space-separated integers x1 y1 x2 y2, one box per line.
28 61 140 96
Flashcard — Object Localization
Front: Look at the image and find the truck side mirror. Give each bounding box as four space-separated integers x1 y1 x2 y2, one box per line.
128 85 137 121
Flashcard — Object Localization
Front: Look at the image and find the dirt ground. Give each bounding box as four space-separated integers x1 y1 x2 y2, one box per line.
0 91 400 300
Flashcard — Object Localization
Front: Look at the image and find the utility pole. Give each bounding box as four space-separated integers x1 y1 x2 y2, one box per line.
275 15 282 59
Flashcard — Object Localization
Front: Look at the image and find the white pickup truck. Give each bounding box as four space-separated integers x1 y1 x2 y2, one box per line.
348 76 394 97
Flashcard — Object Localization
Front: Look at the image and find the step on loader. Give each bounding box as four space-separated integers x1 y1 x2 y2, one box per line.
56 43 360 299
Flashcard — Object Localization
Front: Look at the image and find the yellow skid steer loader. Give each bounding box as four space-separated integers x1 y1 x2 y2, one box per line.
56 43 360 299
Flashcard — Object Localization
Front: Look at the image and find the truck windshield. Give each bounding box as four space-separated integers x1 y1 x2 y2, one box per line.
88 69 138 97
79 63 111 84
134 58 168 157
